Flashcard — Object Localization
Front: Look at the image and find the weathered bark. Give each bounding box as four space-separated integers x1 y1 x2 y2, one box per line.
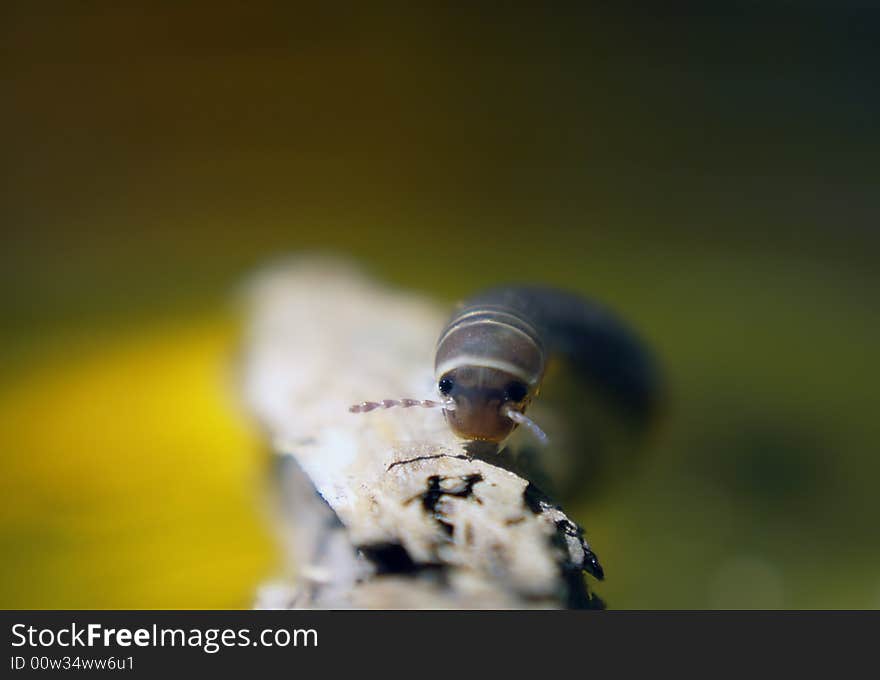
241 257 603 609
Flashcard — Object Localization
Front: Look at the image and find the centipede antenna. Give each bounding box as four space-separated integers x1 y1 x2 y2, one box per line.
503 406 549 445
349 398 456 414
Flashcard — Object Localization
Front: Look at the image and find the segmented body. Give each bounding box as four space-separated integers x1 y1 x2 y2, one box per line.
434 286 659 443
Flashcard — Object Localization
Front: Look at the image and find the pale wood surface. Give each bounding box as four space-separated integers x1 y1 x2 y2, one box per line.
241 257 600 609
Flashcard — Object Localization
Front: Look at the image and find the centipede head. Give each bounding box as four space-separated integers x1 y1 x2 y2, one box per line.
348 369 548 446
435 365 547 445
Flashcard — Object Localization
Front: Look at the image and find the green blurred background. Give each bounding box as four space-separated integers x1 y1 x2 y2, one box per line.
2 3 878 608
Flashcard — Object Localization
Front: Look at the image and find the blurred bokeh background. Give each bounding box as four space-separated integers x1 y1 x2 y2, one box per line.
2 2 878 608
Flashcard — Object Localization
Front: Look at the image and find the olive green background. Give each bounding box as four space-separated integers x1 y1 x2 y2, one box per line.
2 3 878 608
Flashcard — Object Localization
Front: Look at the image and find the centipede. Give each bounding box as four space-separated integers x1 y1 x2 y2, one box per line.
350 285 660 447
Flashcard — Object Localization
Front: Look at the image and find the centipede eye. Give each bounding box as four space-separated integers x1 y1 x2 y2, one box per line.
438 375 454 395
504 381 529 403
